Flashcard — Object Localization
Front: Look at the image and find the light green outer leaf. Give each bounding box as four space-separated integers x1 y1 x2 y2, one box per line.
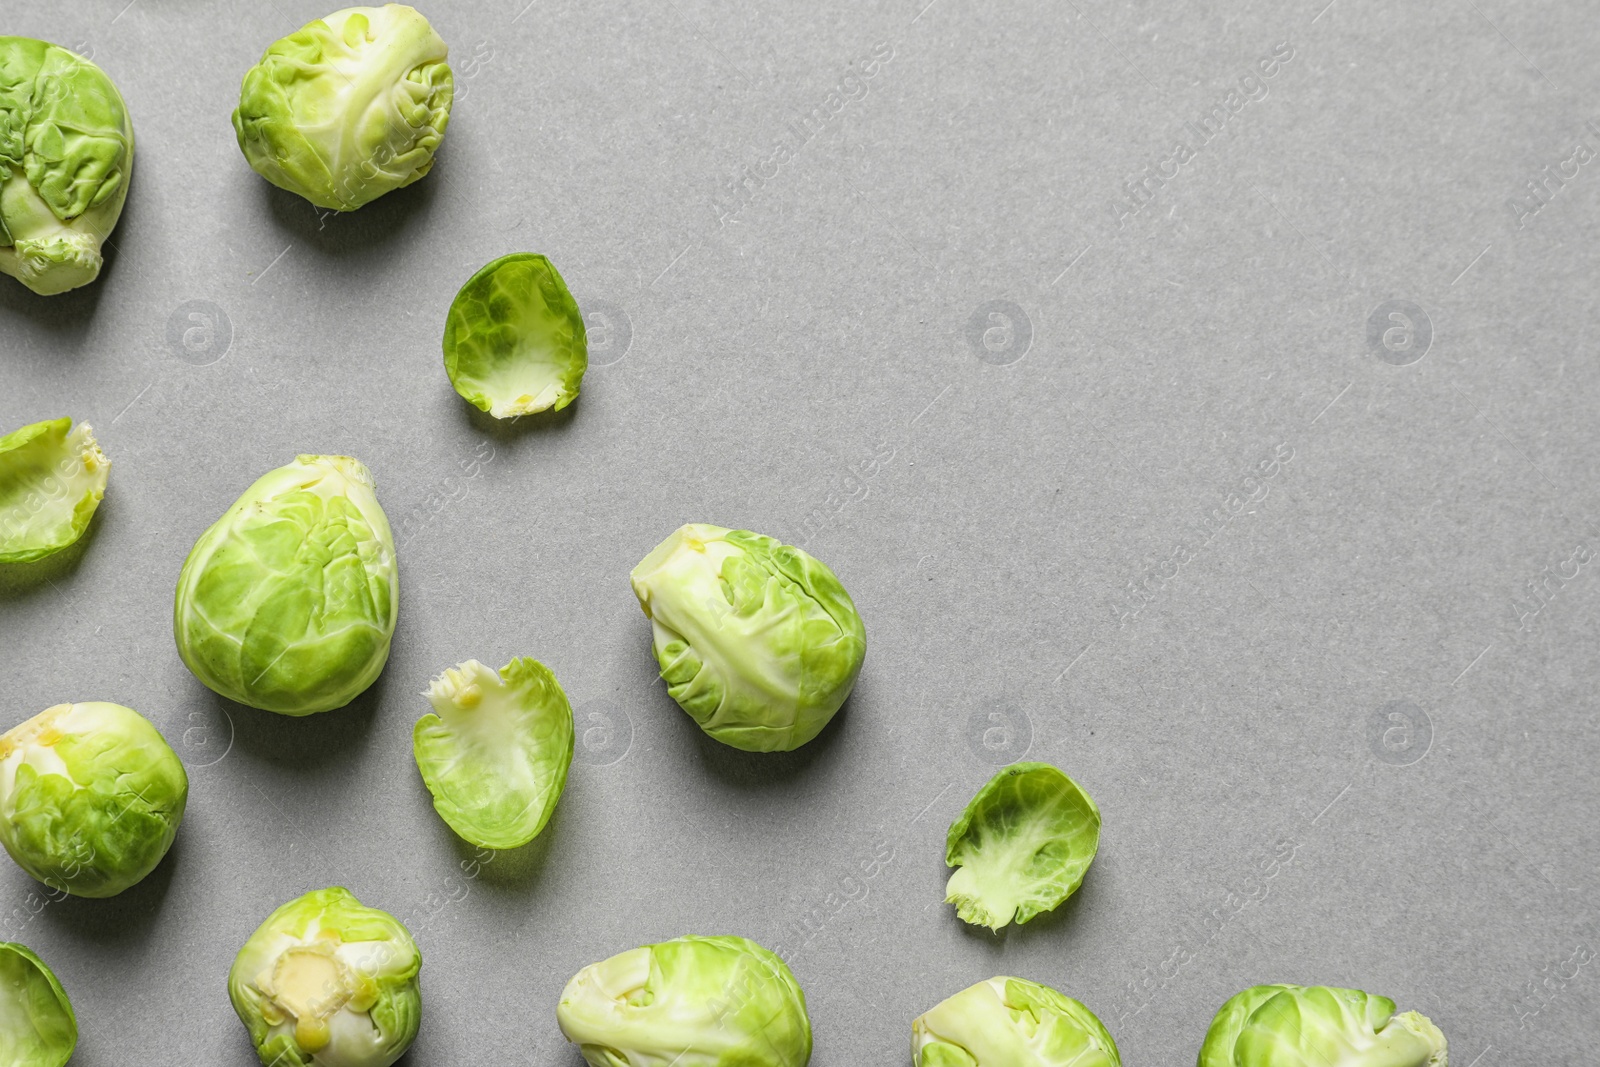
232 5 453 212
1198 984 1448 1067
0 37 134 294
0 942 76 1067
557 934 811 1067
912 976 1120 1067
0 702 188 898
229 887 421 1067
412 657 574 849
442 253 587 417
630 524 867 752
944 762 1100 931
0 417 109 563
173 454 399 716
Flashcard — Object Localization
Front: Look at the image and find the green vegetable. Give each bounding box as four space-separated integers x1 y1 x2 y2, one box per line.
0 418 108 563
913 976 1120 1067
557 934 811 1067
1200 984 1448 1067
0 37 133 295
230 887 422 1067
173 454 399 716
630 524 866 752
442 253 588 418
0 702 188 898
413 657 574 849
232 5 453 211
945 762 1100 931
0 942 76 1067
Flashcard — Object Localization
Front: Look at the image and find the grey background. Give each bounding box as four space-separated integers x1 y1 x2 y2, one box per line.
1 0 1596 1063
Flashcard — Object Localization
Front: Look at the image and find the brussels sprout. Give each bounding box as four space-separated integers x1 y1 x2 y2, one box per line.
0 418 109 564
0 37 133 295
1200 984 1448 1067
442 253 587 418
230 887 422 1067
0 942 76 1067
232 5 453 211
630 524 866 752
558 935 811 1067
945 762 1100 931
174 454 398 716
0 702 188 898
912 976 1120 1067
413 657 574 849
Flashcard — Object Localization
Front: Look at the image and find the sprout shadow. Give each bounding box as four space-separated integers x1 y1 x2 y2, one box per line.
35 834 181 950
0 256 110 342
442 806 562 894
0 502 104 602
681 690 855 789
951 864 1100 955
259 160 442 256
223 674 384 772
456 398 580 444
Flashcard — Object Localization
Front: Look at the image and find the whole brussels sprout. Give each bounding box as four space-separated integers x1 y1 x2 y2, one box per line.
945 762 1101 931
174 455 398 716
0 702 188 898
0 417 109 563
912 976 1120 1067
413 657 574 849
0 37 133 295
230 887 421 1067
232 5 453 211
630 524 866 752
0 942 76 1066
1200 984 1447 1067
558 935 811 1067
443 253 588 418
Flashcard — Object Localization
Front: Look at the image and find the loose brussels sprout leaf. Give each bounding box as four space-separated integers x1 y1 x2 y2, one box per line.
232 5 453 211
174 454 398 716
0 418 109 563
630 524 866 752
1200 984 1448 1067
0 702 188 898
945 762 1100 931
412 657 574 849
912 976 1120 1067
230 887 421 1067
558 935 811 1067
442 253 588 418
0 943 76 1067
0 37 134 295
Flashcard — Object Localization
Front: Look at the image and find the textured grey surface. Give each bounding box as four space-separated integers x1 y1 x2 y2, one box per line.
1 0 1598 1063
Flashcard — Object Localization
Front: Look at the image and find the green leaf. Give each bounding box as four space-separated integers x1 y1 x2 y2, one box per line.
0 417 109 563
442 253 588 418
557 935 811 1067
0 702 188 898
1199 984 1448 1067
174 455 399 716
231 6 453 211
630 524 867 752
413 657 575 849
912 976 1120 1067
0 942 76 1067
229 887 421 1067
944 762 1100 930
